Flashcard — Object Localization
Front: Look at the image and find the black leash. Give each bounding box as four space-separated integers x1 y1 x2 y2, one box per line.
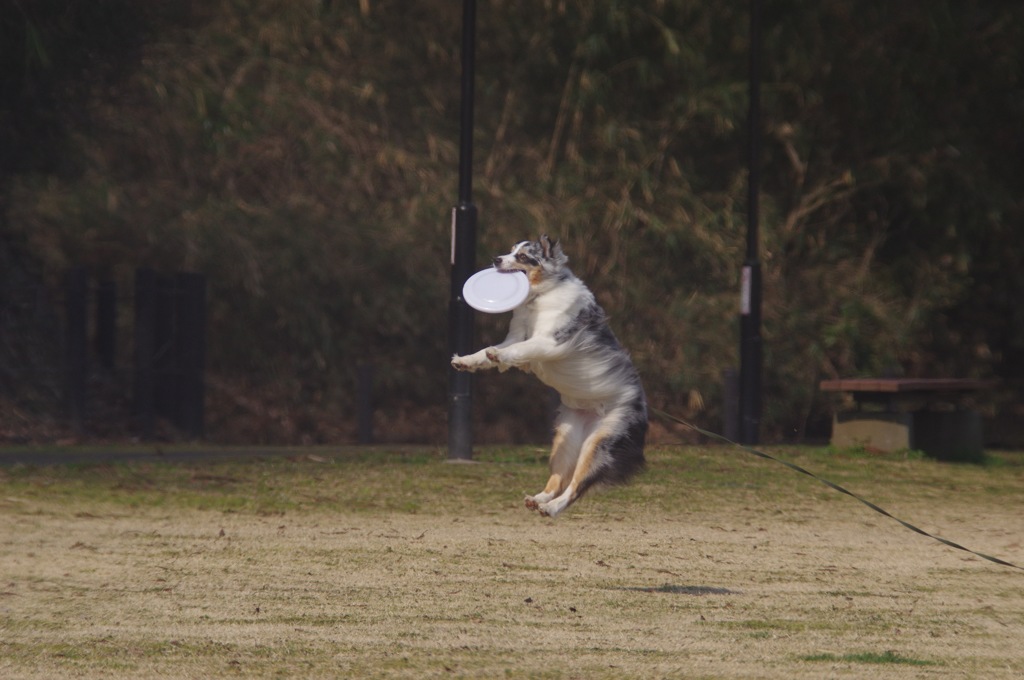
652 407 1024 572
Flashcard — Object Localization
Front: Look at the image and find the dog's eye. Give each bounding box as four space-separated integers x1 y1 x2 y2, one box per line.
516 253 538 265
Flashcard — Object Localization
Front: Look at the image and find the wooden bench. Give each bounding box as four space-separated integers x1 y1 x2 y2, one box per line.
819 378 996 460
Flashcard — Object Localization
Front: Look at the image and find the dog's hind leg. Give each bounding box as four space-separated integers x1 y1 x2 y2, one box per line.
537 403 645 518
536 423 608 518
523 469 565 511
525 407 586 511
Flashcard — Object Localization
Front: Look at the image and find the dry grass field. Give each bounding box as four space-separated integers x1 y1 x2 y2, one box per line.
1 445 1023 678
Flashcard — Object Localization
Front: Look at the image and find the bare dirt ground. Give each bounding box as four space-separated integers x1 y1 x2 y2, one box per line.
1 447 1023 678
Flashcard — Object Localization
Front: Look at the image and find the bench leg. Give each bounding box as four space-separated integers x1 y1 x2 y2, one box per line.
913 410 984 462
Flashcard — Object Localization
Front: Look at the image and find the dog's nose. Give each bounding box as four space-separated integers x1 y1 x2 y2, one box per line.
492 257 503 268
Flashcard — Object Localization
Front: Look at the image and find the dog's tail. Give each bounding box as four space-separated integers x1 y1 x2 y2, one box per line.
578 393 648 498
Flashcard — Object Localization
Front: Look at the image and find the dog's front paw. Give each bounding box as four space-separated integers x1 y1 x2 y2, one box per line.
486 347 520 372
451 354 479 372
452 350 498 372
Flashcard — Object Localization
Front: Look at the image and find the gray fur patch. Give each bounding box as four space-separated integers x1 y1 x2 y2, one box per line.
554 303 617 347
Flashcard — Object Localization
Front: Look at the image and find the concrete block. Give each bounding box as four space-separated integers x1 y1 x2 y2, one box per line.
832 412 913 452
831 410 984 461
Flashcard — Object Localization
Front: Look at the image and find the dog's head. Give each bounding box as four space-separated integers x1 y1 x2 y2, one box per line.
492 235 568 286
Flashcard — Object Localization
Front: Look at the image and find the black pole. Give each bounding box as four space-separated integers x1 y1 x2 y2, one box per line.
447 0 478 460
739 0 763 445
456 0 476 207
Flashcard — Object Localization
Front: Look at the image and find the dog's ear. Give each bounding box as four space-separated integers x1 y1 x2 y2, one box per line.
543 235 567 265
539 234 552 259
541 234 561 259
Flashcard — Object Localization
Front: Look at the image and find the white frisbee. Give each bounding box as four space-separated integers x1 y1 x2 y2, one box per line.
462 268 530 313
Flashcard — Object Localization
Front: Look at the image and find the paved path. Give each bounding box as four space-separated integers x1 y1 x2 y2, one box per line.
0 447 303 466
0 444 438 466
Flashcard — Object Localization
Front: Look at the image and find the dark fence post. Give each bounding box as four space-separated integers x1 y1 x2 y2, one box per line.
133 269 206 439
357 363 374 444
133 268 157 438
95 277 117 371
153 273 177 421
176 272 206 439
64 266 89 430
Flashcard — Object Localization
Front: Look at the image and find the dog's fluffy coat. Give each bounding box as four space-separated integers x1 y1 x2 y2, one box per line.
452 236 647 517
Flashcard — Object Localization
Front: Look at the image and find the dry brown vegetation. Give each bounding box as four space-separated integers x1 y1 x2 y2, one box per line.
3 1 1024 444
